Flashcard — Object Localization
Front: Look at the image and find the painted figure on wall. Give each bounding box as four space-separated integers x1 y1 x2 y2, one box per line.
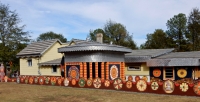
0 64 5 82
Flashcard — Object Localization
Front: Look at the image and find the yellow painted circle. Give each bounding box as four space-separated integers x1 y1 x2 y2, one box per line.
177 69 187 78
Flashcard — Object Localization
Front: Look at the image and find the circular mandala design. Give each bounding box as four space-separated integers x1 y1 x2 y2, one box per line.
128 75 133 81
25 77 28 84
153 69 161 77
34 77 38 84
45 77 50 84
20 77 24 83
39 77 44 85
110 65 118 80
17 77 20 83
136 80 147 91
78 78 86 87
142 76 148 82
29 77 33 84
68 66 80 80
151 81 159 90
180 82 188 92
57 78 62 86
163 80 174 94
135 76 140 82
193 81 200 95
104 80 110 87
87 78 93 87
177 69 187 78
93 78 101 88
113 78 123 90
51 77 56 86
71 78 76 85
64 78 69 86
126 81 132 89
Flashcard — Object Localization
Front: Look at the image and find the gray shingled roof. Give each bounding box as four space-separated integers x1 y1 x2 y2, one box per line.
147 51 200 66
125 49 174 62
16 39 62 58
156 51 200 58
39 58 61 66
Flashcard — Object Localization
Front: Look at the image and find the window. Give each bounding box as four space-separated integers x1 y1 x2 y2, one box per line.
127 66 141 71
52 65 57 73
163 67 174 80
28 59 32 67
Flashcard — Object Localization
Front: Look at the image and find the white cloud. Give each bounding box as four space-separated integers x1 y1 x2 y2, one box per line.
1 0 200 46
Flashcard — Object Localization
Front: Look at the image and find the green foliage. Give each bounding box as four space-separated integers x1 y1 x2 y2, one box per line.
186 8 200 51
140 29 174 49
0 2 30 69
89 20 137 49
166 13 188 51
37 31 67 43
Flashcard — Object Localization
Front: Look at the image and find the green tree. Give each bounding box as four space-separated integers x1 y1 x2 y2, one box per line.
186 8 200 51
140 29 174 49
166 13 188 51
0 2 30 71
89 20 137 49
37 31 67 43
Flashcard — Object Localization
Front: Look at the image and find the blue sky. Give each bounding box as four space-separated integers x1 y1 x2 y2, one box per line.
1 0 200 46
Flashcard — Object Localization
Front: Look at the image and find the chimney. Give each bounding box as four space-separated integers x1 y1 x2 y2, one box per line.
96 33 103 43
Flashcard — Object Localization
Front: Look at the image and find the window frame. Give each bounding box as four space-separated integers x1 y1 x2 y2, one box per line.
127 66 141 71
52 65 57 73
27 59 32 67
163 67 175 80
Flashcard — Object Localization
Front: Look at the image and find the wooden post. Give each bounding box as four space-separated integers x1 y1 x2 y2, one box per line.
83 62 87 79
106 62 109 80
95 62 98 78
89 62 92 79
65 63 67 78
101 62 104 80
80 62 83 78
120 62 122 80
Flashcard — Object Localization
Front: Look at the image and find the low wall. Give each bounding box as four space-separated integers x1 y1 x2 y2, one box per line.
15 75 200 97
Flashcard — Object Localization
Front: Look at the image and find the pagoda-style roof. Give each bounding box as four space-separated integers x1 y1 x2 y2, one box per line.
58 42 132 53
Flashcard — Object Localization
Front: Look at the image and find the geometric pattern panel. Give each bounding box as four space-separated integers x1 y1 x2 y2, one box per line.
67 65 80 80
163 80 174 94
136 80 147 91
109 64 120 80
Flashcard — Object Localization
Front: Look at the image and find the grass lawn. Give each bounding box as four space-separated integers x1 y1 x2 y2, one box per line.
0 82 199 102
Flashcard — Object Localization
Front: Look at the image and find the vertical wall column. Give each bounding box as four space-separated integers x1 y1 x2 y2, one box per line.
80 62 83 78
83 62 87 79
89 62 92 79
120 62 122 80
95 62 98 78
106 62 109 80
65 63 67 78
121 62 125 81
101 62 105 80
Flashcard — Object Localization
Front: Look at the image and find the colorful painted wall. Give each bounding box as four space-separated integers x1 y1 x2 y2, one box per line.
125 62 150 82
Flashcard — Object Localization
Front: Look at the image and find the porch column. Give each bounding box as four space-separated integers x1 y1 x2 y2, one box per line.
101 62 105 80
121 62 125 81
106 62 109 80
95 62 98 78
83 62 87 79
80 62 83 78
65 63 67 78
89 62 92 79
